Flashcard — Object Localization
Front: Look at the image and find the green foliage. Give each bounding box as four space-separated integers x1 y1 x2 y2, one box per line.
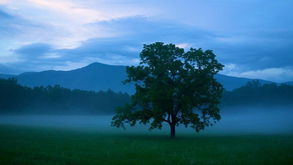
0 78 130 114
112 42 224 136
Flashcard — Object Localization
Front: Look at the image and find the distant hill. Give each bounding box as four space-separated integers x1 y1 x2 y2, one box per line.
0 62 273 93
17 63 134 93
285 81 293 85
215 74 272 91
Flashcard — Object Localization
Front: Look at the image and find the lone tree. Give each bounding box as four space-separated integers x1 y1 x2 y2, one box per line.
112 42 224 137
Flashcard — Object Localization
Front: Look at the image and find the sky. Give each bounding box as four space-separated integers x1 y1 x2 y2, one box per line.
0 0 292 82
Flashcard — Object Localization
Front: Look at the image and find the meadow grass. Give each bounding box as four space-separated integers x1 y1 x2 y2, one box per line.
0 125 292 165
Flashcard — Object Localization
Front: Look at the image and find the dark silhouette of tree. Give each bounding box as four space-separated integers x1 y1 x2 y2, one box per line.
221 80 293 107
112 42 224 137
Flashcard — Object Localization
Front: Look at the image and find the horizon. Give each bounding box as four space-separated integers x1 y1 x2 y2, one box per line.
1 61 292 84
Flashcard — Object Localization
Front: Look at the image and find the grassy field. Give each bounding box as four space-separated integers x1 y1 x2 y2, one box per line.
0 125 292 165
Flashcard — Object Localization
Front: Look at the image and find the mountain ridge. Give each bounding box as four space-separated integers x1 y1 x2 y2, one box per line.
0 62 274 93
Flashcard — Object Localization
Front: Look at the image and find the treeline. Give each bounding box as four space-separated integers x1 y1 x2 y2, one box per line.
222 81 293 108
0 78 292 114
0 78 130 114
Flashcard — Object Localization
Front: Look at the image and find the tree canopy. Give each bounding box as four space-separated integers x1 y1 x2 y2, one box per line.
112 42 224 137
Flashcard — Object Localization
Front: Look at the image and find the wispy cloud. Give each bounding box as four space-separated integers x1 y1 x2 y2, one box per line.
0 0 156 48
0 0 292 82
225 67 293 83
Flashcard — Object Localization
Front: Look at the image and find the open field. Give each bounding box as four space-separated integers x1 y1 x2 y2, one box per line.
0 124 292 165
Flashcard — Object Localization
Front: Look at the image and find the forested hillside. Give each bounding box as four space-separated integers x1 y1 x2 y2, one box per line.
0 78 130 114
0 79 292 114
222 81 293 108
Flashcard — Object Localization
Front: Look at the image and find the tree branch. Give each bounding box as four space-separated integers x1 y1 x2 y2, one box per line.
163 119 170 124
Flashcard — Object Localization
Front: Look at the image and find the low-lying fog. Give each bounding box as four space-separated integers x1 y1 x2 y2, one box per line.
0 107 292 135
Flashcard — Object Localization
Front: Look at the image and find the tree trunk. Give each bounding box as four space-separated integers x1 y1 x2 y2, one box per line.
170 123 176 138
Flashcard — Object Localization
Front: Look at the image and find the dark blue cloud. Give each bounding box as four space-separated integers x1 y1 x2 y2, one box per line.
0 9 28 37
211 32 293 70
95 16 215 43
93 17 293 71
62 38 141 58
0 9 13 19
15 43 52 57
0 8 44 38
46 17 217 66
0 9 18 36
4 16 293 82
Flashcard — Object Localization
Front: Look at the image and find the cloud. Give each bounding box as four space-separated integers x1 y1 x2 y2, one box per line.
225 67 293 83
14 43 52 57
0 1 293 82
4 15 293 82
97 17 293 72
26 0 152 23
92 16 216 48
14 17 212 68
0 0 157 49
176 43 191 49
0 8 11 18
0 9 25 36
214 33 293 71
7 37 143 71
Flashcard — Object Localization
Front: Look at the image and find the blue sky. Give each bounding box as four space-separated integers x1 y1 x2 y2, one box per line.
0 0 292 82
